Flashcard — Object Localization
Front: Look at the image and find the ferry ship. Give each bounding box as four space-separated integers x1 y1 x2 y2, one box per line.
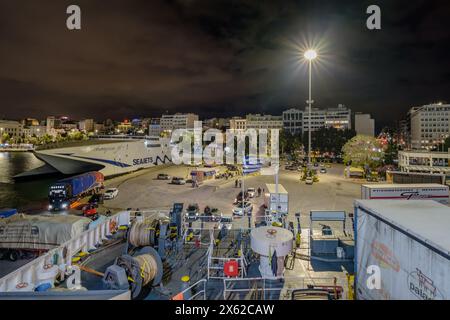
15 136 172 179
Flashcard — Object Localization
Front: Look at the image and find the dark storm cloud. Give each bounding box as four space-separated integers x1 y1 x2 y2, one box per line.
0 0 449 127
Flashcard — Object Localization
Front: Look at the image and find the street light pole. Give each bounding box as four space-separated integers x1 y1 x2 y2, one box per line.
304 49 317 166
308 59 312 166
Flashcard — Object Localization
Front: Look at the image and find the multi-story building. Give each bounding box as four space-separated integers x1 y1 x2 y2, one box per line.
21 118 40 127
355 113 375 137
94 123 105 134
282 108 303 135
302 107 327 133
229 117 247 131
409 103 450 150
160 113 199 132
61 121 78 132
148 118 162 137
117 120 132 133
79 119 95 132
22 125 46 138
46 116 62 134
246 114 283 130
296 104 352 134
324 104 352 130
0 120 24 139
204 118 230 130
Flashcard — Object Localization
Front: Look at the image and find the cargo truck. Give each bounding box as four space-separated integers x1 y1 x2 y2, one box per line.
0 213 91 261
48 171 104 211
361 183 449 204
354 200 450 300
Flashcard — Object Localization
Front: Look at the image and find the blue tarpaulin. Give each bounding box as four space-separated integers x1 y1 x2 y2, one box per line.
0 208 17 218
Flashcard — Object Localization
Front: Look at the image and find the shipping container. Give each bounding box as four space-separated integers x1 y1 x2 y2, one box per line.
48 171 104 210
361 183 449 204
264 183 289 214
354 200 450 300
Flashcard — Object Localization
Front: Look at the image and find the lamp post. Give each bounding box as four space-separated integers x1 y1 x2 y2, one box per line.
304 49 317 166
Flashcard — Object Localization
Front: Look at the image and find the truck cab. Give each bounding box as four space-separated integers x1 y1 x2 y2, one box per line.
48 183 70 210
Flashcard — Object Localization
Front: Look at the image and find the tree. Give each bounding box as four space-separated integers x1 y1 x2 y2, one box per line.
280 130 302 155
342 135 384 168
434 136 450 152
1 133 10 143
383 141 398 165
303 127 356 156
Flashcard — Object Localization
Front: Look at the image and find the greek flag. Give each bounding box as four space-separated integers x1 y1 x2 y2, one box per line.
242 156 262 175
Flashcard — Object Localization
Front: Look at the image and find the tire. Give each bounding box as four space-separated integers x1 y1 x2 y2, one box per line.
8 250 19 262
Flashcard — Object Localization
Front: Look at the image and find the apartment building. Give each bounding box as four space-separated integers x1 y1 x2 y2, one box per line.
355 113 375 137
285 104 352 135
229 117 247 131
0 120 24 138
160 113 199 132
282 108 303 135
409 103 450 150
245 114 283 130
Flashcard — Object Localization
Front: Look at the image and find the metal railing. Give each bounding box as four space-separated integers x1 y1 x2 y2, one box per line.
222 276 348 300
172 279 207 300
0 211 131 292
207 243 247 280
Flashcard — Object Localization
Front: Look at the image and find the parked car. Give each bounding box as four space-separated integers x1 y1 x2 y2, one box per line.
234 191 249 204
313 162 319 167
202 206 222 222
82 204 98 218
305 177 314 185
185 203 200 220
320 168 327 174
157 173 171 180
247 188 256 198
232 201 253 216
171 177 186 185
103 188 119 200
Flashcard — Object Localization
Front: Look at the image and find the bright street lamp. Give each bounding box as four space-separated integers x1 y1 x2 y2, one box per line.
304 49 317 166
304 49 317 61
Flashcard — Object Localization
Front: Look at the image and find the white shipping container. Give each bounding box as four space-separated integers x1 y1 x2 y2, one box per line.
361 184 449 204
264 184 289 214
354 200 450 300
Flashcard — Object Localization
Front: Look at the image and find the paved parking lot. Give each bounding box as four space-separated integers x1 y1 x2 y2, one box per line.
102 162 363 231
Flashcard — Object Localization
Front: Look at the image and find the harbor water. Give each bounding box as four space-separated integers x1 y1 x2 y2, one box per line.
0 152 58 211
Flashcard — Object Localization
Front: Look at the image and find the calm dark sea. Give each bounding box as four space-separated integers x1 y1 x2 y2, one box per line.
0 152 59 211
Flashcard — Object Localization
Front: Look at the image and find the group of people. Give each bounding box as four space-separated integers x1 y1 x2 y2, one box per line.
234 179 265 197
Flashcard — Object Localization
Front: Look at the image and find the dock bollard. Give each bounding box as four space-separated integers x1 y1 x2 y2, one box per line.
181 275 191 300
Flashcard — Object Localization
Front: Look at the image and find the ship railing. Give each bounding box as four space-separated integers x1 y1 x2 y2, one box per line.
171 279 207 300
207 242 247 280
0 210 131 292
182 225 214 246
128 209 171 221
222 275 348 300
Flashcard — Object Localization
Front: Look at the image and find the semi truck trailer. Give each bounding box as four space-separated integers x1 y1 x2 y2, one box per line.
48 171 104 211
354 200 450 300
361 183 449 204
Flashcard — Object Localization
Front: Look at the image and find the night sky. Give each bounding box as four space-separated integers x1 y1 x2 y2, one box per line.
1 0 449 128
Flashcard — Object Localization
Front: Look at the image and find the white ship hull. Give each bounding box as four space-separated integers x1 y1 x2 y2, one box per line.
18 138 171 178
